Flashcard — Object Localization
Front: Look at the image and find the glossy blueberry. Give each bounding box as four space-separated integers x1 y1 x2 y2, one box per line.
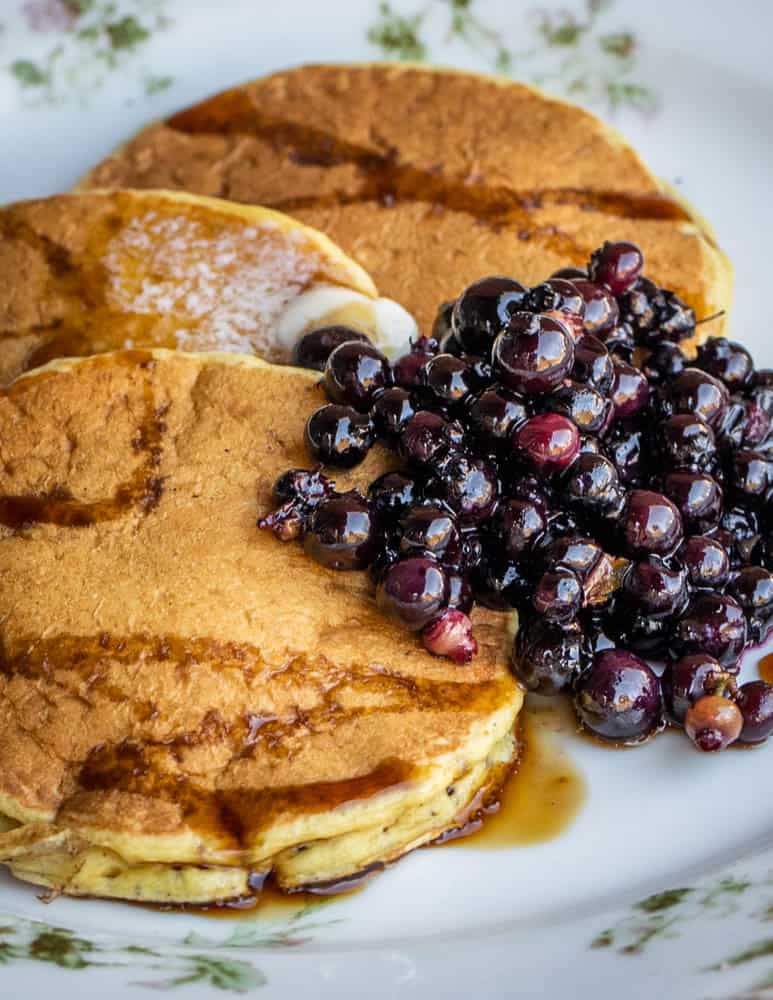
525 279 585 339
513 413 580 472
663 470 723 532
572 334 614 393
610 361 650 418
667 368 729 428
304 495 377 570
544 381 611 434
371 387 415 439
472 554 532 611
661 653 734 724
660 414 717 471
292 326 370 371
573 279 620 337
305 403 374 467
562 453 623 516
495 497 547 559
324 340 392 410
399 411 463 468
512 617 583 695
736 681 773 744
679 534 730 589
399 505 461 562
574 648 662 743
429 453 499 525
588 241 644 295
367 472 419 522
492 312 575 394
622 556 687 617
642 341 687 384
621 490 683 556
452 276 528 354
465 386 528 447
729 450 771 504
376 556 448 630
675 593 748 668
696 337 754 390
533 567 583 622
422 353 476 406
604 422 645 484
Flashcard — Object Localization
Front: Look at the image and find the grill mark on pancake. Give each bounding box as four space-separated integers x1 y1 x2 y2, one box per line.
167 103 692 249
68 739 417 849
0 353 167 527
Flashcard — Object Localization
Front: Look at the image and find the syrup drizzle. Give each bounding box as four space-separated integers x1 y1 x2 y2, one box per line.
0 353 167 527
168 100 693 246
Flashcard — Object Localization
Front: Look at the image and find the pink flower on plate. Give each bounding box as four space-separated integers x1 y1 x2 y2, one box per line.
22 0 80 33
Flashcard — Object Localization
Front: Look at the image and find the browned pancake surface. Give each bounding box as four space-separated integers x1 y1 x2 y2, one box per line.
0 352 517 857
0 190 375 385
84 64 732 340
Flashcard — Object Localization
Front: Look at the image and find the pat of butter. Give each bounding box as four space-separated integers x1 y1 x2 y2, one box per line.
275 284 418 361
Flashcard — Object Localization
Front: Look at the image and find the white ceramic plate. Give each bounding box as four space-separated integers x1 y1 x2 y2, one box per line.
1 1 772 996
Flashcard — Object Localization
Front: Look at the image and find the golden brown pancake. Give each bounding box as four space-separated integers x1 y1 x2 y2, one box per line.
0 350 522 903
82 63 733 348
0 188 416 386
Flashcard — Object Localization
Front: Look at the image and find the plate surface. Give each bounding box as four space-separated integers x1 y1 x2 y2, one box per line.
1 1 772 996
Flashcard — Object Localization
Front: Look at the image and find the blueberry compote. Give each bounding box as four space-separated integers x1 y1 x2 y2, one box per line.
261 241 773 752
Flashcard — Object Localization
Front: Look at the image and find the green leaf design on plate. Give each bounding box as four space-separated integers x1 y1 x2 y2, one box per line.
367 2 427 62
593 874 760 955
635 888 693 913
10 60 49 87
0 904 339 992
136 955 267 993
8 0 174 107
365 0 659 116
106 15 150 50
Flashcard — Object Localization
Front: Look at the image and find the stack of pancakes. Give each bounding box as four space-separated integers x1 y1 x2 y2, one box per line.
0 65 732 905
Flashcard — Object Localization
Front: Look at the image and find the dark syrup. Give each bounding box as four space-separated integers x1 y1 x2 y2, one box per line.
759 651 773 685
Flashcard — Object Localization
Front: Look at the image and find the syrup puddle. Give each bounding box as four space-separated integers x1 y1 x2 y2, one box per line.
177 698 586 920
449 697 586 849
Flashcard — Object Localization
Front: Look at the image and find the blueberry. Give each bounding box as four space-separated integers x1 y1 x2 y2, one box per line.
452 276 528 354
574 648 662 743
621 490 683 557
512 617 583 695
304 495 377 570
492 312 575 395
513 413 580 472
675 593 747 668
588 241 644 295
663 470 723 532
662 653 735 723
324 341 392 410
305 403 374 467
371 387 416 439
679 534 730 589
696 337 754 390
292 326 370 371
376 556 449 630
736 681 773 744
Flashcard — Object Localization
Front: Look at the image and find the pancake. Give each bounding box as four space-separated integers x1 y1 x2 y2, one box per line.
82 63 733 350
0 188 417 386
0 350 522 904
